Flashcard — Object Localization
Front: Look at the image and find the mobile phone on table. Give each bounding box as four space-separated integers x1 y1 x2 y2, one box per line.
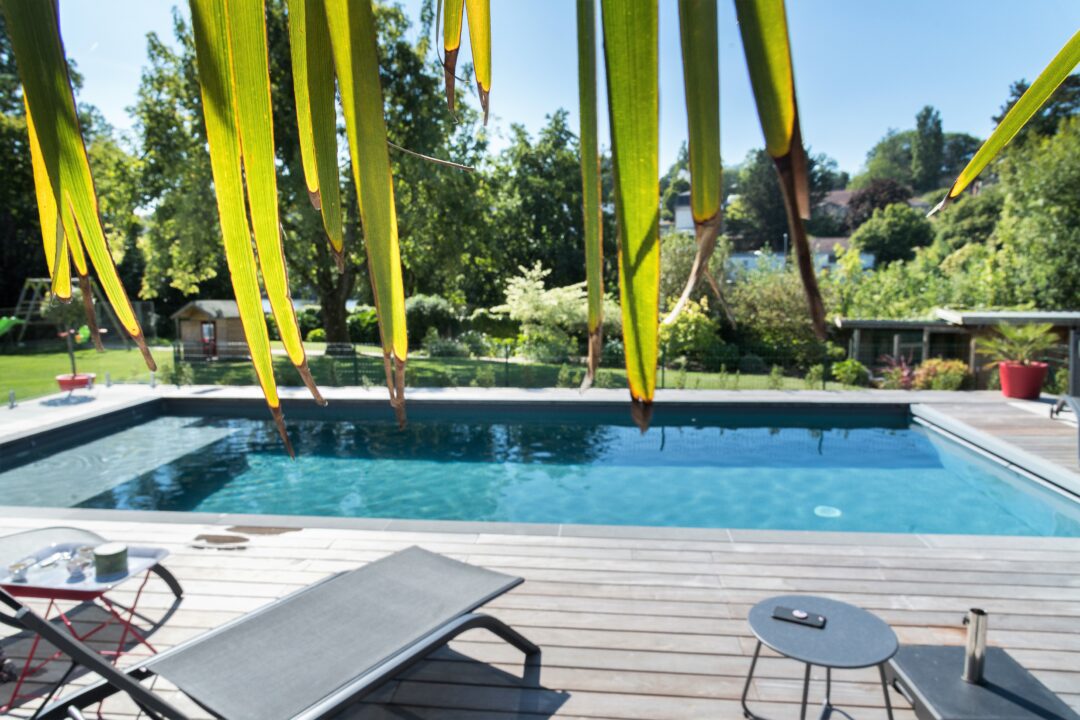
772 606 826 629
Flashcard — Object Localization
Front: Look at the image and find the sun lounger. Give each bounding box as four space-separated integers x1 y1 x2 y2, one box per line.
1 546 539 720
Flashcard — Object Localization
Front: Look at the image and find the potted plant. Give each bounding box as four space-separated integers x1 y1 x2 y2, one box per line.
41 291 100 392
976 323 1058 399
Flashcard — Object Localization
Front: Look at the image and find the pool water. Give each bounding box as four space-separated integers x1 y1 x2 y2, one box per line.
5 410 1080 536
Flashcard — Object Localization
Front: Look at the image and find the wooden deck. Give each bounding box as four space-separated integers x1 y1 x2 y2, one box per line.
924 399 1080 475
3 515 1080 719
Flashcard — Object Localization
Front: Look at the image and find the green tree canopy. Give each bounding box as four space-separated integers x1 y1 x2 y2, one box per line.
846 178 912 232
850 202 933 265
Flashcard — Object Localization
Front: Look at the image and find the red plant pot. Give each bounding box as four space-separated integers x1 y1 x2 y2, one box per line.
56 373 96 392
998 361 1047 400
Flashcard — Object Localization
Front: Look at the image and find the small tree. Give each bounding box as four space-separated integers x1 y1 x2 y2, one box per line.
850 203 934 265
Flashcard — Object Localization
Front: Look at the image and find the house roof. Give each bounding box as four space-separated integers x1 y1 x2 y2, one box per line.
935 309 1080 327
171 300 242 320
822 189 853 207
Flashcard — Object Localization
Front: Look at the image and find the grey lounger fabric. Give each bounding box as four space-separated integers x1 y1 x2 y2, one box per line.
12 546 537 720
150 546 525 720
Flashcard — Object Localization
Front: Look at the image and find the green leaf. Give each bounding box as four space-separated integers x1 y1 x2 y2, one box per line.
3 0 155 369
324 0 408 411
287 0 344 262
465 0 491 123
601 0 659 405
665 0 726 326
934 30 1080 213
228 0 322 405
734 0 827 340
442 0 465 112
23 98 70 300
190 0 294 453
576 0 603 387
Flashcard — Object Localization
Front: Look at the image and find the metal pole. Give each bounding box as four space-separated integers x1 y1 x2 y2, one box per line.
1070 328 1078 397
8 390 14 409
352 351 359 386
962 608 988 684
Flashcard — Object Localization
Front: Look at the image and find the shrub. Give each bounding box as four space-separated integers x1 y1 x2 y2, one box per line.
405 294 459 344
458 329 491 357
556 364 582 388
876 354 914 390
306 328 326 342
601 337 625 367
595 369 618 388
659 298 721 367
804 364 825 389
913 358 970 391
767 365 785 390
265 313 280 341
1046 366 1069 394
832 358 870 386
298 306 322 337
738 354 767 375
346 306 379 344
163 362 194 387
466 307 519 339
422 327 469 358
472 364 497 388
517 325 576 363
729 265 831 367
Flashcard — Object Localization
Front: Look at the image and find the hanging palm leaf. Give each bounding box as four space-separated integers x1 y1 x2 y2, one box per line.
3 0 155 368
324 0 409 418
664 0 735 328
734 0 827 341
932 30 1080 214
287 0 344 268
189 0 295 453
576 0 603 389
601 0 659 420
442 0 491 123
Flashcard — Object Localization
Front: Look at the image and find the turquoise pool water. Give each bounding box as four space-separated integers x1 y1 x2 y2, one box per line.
4 409 1080 535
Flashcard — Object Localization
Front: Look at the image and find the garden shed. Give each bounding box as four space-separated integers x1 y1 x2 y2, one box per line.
171 300 247 359
835 309 1080 392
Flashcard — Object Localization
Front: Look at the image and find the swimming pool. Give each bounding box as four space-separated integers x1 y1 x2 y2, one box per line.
3 403 1079 536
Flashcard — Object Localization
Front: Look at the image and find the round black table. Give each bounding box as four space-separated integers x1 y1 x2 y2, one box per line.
741 594 898 720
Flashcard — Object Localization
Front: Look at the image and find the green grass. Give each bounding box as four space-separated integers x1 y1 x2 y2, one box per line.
2 347 173 401
2 346 847 400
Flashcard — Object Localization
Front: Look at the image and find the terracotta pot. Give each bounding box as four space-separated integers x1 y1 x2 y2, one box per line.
998 361 1047 400
56 373 96 392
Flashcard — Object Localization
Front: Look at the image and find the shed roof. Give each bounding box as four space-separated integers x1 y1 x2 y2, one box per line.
935 309 1080 327
171 300 242 320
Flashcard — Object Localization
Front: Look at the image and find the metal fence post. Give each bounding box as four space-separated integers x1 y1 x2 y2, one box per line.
504 344 511 387
660 344 666 389
352 350 359 386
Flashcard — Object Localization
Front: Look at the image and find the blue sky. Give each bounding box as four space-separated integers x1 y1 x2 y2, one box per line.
58 1 1080 174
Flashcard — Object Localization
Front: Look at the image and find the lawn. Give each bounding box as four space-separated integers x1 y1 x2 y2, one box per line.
1 345 846 401
1 346 174 402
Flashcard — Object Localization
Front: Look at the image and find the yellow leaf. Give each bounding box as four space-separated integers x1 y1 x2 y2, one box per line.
324 0 408 410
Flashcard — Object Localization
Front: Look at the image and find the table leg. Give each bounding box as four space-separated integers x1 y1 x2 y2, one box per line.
741 640 763 719
800 663 811 720
879 663 895 720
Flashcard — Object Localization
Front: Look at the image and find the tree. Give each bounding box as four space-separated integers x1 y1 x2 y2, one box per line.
994 74 1080 145
724 148 833 252
994 116 1080 308
911 105 944 192
659 143 689 221
931 186 1002 251
850 203 934 265
133 13 230 321
846 178 912 232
